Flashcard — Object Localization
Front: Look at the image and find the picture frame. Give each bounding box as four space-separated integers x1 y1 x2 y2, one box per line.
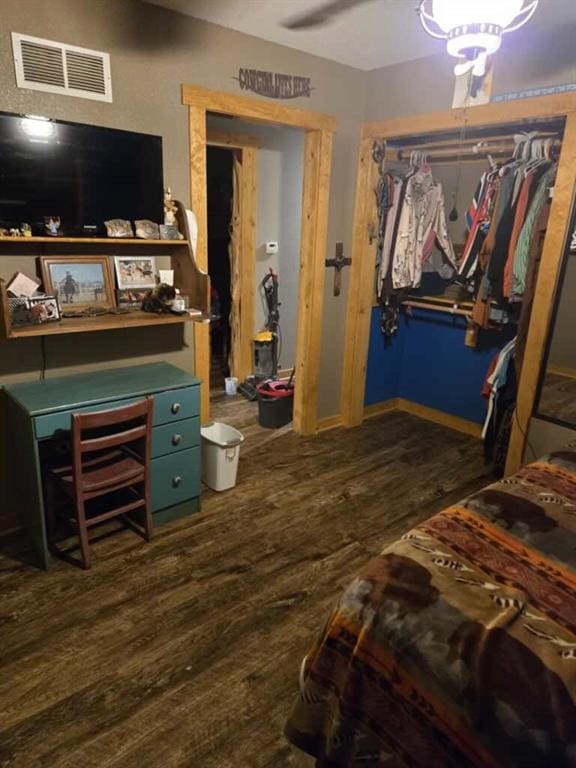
114 256 157 290
8 295 61 327
40 256 115 312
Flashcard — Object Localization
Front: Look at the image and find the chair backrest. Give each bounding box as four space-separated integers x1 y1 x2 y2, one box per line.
71 398 153 485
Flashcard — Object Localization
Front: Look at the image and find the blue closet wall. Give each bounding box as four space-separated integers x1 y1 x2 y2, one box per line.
365 306 513 424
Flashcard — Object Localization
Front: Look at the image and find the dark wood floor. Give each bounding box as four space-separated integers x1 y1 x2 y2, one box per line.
0 402 492 768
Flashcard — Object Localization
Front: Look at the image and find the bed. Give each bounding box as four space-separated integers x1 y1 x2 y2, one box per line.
285 449 576 767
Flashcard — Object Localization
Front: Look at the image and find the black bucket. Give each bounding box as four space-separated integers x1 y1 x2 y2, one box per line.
256 381 294 429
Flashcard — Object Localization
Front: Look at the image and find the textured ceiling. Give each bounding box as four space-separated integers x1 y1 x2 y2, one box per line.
145 0 573 72
145 0 441 70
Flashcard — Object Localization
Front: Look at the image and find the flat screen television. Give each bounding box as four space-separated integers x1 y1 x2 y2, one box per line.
0 112 163 235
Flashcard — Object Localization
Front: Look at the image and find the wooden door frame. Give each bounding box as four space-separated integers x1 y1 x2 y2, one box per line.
183 84 337 434
206 130 259 384
340 93 576 474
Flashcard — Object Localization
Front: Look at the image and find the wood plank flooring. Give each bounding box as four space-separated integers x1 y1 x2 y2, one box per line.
0 402 492 768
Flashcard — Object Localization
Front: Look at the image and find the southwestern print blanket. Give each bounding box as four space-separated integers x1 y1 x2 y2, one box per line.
285 449 576 767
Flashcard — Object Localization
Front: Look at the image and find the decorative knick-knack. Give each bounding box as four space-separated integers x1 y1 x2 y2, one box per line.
164 188 178 226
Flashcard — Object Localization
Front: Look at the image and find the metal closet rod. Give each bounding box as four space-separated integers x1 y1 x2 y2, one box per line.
386 130 561 154
386 139 562 165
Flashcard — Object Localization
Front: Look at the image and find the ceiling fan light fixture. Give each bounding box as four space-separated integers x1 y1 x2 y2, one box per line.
418 0 539 76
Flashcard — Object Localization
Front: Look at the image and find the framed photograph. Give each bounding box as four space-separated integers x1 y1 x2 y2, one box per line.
28 296 61 323
8 295 61 327
40 256 115 311
114 256 157 290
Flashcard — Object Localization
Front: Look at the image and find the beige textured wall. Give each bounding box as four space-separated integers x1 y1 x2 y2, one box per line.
0 0 367 530
365 10 576 123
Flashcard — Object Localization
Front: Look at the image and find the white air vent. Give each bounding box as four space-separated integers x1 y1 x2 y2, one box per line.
12 33 112 103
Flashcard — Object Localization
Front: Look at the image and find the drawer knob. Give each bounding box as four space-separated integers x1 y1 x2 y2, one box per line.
171 402 181 414
172 433 182 446
172 476 182 488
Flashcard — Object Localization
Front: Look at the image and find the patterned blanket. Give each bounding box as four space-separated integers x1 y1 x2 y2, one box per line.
285 450 576 767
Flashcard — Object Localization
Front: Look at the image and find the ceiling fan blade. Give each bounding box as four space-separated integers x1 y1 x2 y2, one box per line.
282 0 374 30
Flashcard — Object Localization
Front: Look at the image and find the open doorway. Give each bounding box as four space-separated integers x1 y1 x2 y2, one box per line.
207 146 233 390
184 85 336 434
205 121 305 432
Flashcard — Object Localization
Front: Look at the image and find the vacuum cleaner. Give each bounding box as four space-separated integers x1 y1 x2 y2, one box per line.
238 268 282 401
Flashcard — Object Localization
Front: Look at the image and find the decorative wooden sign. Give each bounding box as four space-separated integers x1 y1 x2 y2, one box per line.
234 68 312 99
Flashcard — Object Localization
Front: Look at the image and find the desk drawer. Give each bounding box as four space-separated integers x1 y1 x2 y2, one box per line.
34 384 200 440
151 447 200 511
153 387 199 426
152 417 199 458
35 398 140 440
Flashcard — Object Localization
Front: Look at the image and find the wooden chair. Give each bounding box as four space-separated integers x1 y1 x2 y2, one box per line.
45 398 153 569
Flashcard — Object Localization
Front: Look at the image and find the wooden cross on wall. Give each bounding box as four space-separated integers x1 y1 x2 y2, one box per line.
325 242 351 296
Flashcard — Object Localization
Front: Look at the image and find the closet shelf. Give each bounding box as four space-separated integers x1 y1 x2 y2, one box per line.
373 295 474 315
402 298 471 318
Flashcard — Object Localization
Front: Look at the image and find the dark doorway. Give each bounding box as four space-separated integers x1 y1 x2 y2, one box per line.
207 146 234 390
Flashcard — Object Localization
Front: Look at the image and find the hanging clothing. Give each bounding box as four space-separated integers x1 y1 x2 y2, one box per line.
482 338 517 473
502 173 535 298
391 166 456 290
486 168 519 300
482 337 517 440
376 174 403 298
458 171 498 281
515 197 551 377
464 150 556 330
512 165 556 296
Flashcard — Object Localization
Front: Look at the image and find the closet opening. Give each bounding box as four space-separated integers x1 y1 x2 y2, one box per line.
363 114 566 476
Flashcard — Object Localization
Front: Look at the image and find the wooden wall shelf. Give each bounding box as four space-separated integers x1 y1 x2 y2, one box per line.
7 309 205 338
0 203 210 340
0 280 208 339
0 236 189 246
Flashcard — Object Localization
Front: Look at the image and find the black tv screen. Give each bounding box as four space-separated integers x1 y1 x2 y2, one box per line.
0 113 163 235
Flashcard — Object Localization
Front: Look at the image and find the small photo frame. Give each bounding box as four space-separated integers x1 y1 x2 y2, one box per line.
40 256 115 311
44 216 61 237
28 296 61 324
114 256 156 290
8 296 61 326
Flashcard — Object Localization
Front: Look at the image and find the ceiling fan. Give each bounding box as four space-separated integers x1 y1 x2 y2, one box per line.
283 0 540 81
281 0 375 31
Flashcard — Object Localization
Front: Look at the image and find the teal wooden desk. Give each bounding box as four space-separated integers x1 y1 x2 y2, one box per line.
4 363 202 568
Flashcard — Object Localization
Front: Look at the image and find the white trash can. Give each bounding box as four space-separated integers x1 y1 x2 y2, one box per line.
224 376 239 396
201 422 245 491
